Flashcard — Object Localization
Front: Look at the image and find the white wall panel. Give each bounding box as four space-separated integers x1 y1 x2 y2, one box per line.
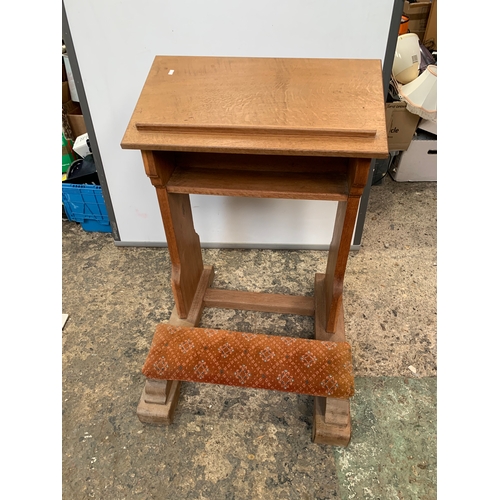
64 0 393 246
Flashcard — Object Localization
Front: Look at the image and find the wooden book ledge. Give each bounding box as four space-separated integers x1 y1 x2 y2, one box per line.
142 324 355 399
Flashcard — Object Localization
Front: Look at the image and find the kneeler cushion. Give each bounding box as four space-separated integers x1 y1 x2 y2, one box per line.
142 324 355 399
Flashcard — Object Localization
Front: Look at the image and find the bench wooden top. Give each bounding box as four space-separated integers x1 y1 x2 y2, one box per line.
121 56 388 158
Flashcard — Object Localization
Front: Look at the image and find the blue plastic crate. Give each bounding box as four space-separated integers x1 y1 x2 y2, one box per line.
62 183 112 233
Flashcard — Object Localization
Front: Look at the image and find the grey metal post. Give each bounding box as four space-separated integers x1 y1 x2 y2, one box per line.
62 2 120 241
352 0 404 249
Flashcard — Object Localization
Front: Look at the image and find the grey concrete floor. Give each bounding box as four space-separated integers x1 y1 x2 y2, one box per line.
62 176 437 499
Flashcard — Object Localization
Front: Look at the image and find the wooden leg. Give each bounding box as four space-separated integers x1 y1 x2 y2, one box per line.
314 159 371 444
136 267 214 425
156 191 204 318
186 266 215 325
141 150 204 318
323 198 359 334
312 273 352 446
324 158 371 334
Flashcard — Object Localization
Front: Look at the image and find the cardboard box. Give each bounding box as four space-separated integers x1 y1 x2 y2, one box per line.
403 0 432 41
69 112 87 139
392 129 437 181
423 0 437 50
62 81 71 104
385 101 420 151
63 100 87 138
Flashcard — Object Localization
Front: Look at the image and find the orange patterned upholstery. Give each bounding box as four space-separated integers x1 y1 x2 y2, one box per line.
142 324 354 399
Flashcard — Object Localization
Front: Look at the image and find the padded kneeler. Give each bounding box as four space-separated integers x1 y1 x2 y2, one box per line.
142 324 354 399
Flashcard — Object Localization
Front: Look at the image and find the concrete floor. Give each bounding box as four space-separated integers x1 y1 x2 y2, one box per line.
62 176 437 499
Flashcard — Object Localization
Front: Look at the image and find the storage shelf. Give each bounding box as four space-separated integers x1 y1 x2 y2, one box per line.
166 167 349 201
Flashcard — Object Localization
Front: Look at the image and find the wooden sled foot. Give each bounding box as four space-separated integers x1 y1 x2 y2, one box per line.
312 396 351 447
137 379 182 425
137 265 214 425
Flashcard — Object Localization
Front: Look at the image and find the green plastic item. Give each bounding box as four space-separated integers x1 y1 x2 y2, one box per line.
62 133 73 174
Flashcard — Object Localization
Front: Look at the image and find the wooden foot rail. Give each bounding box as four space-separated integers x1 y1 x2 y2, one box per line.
136 269 355 446
203 289 315 316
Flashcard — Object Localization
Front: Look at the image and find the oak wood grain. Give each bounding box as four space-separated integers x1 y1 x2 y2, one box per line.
137 381 181 425
122 56 388 158
324 398 350 427
155 190 203 318
143 379 169 405
173 152 348 173
313 273 351 446
347 157 373 197
324 158 371 332
166 307 196 327
142 151 204 317
166 167 349 201
313 396 351 446
141 150 176 187
314 274 345 343
136 123 377 138
204 288 315 316
186 266 215 326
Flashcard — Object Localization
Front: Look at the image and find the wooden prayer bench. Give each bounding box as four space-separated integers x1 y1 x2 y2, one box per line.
121 56 388 447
